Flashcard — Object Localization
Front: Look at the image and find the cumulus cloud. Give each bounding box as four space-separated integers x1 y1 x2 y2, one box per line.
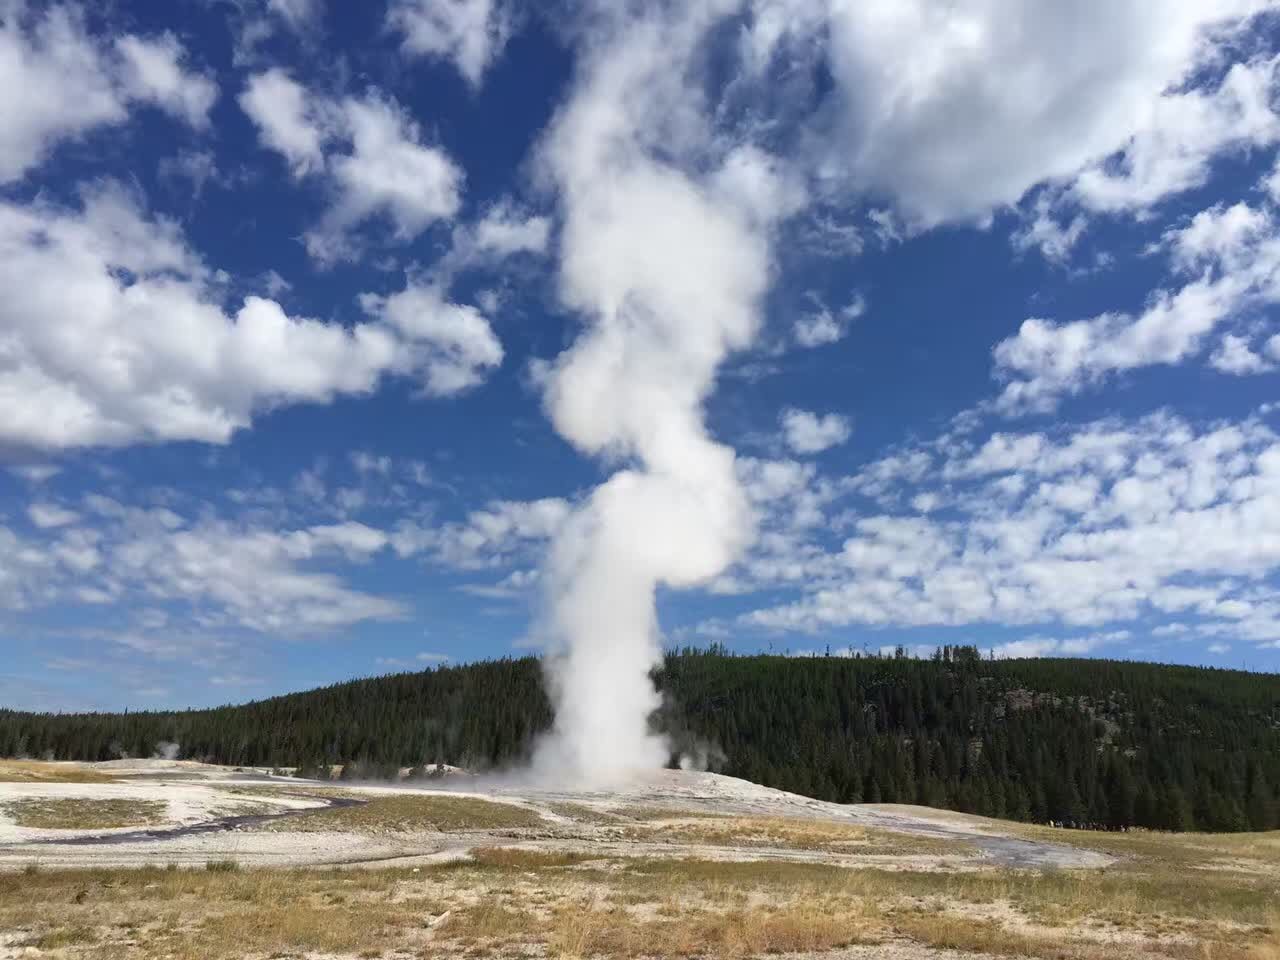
990 631 1129 659
0 184 500 450
1 490 407 634
1073 55 1280 212
795 1 1272 226
387 0 511 88
392 497 570 569
738 411 1280 648
106 519 405 633
267 0 321 32
238 68 327 175
357 282 503 396
793 293 865 347
780 409 852 454
993 200 1280 412
0 525 59 610
1011 195 1087 264
0 482 590 648
457 566 539 599
0 2 216 183
470 203 550 257
1210 333 1275 374
427 200 551 280
9 465 61 483
376 650 450 669
239 70 462 261
27 503 79 529
114 33 216 128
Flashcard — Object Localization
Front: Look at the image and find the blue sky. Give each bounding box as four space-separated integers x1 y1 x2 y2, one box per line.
3 0 1280 712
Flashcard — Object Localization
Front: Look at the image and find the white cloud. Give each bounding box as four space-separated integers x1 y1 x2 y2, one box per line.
947 432 1045 477
158 149 220 197
387 0 511 88
800 1 1273 225
427 201 551 281
27 503 79 529
114 33 216 129
0 185 500 450
298 521 390 559
470 203 550 257
376 650 450 669
1210 333 1274 374
457 567 539 598
0 3 216 183
2 488 407 634
990 631 1128 659
238 68 327 175
311 95 462 260
1207 642 1231 654
230 0 324 65
1011 195 1087 263
9 465 60 483
911 492 940 514
738 411 1280 649
267 0 321 31
793 293 865 348
239 73 462 261
357 282 503 396
392 498 570 569
106 520 405 633
350 451 392 476
1074 55 1280 212
798 213 863 258
993 200 1280 412
780 409 852 454
0 525 58 610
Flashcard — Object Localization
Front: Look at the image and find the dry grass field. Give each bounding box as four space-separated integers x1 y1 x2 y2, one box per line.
0 763 1276 959
0 761 117 785
1 798 166 830
253 793 546 834
2 835 1278 959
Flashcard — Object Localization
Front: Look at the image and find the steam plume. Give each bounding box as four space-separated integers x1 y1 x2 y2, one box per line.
531 4 796 782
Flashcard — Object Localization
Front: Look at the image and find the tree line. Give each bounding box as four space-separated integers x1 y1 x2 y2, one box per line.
2 647 1277 832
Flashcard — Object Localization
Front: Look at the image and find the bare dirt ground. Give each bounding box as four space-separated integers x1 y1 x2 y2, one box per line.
0 760 1276 959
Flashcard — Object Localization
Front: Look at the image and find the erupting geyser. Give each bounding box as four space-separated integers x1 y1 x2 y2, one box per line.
529 5 795 784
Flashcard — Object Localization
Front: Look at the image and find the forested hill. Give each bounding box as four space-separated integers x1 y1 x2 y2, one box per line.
3 648 1279 833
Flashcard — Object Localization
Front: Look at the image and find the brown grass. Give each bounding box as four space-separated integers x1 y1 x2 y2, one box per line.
2 798 166 830
622 804 731 821
622 814 975 856
547 802 629 824
255 793 544 833
906 805 1280 872
0 865 448 960
0 852 1276 960
469 847 597 869
1016 823 1280 870
0 760 117 784
539 899 882 958
1 797 1278 960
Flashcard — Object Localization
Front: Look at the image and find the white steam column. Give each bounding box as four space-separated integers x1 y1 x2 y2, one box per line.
530 8 795 784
